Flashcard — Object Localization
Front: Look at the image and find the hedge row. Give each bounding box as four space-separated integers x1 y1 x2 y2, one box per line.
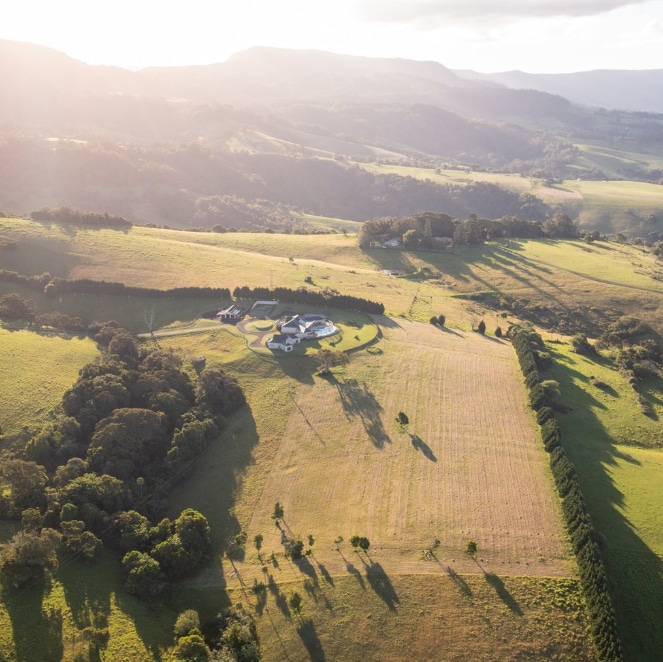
43 278 231 300
232 285 385 315
510 325 623 662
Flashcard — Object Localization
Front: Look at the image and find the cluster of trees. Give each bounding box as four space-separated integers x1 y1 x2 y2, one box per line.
232 286 384 315
0 323 247 596
358 211 578 249
31 206 133 229
510 325 623 661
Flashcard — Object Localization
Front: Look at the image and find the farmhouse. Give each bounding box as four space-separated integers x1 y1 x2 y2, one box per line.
216 304 246 322
278 313 329 337
266 333 300 352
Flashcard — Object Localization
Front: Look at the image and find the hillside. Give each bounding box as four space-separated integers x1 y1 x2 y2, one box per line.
1 41 663 237
4 219 663 657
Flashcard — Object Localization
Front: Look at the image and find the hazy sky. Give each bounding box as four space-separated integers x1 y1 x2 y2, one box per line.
3 0 662 73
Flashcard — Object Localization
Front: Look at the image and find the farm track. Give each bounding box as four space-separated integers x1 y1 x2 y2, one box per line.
207 319 575 593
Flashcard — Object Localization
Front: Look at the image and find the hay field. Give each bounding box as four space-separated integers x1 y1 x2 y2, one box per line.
166 320 589 660
236 320 570 578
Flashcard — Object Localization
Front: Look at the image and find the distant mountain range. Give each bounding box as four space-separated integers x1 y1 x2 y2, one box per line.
0 40 662 231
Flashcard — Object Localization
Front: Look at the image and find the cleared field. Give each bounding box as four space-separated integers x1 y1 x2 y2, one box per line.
236 320 571 579
0 328 99 437
164 320 590 660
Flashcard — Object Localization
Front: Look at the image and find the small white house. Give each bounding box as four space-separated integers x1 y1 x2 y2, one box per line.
266 333 301 352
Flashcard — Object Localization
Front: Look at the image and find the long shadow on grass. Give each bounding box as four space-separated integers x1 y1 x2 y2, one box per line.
329 376 391 448
483 573 523 616
410 434 436 462
2 583 64 662
297 618 326 662
549 346 663 660
360 559 400 611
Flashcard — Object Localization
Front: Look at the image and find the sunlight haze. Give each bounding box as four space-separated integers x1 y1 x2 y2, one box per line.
2 0 662 73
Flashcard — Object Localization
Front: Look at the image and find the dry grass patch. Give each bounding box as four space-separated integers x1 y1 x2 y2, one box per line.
225 320 572 592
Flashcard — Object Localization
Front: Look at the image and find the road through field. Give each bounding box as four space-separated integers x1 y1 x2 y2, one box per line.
208 319 575 593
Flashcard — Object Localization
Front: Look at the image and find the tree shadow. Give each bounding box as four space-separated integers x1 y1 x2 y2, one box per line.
409 434 437 462
316 562 334 586
362 561 399 611
550 346 663 659
267 575 291 619
2 582 64 662
442 564 472 597
294 556 318 579
483 573 523 616
330 377 391 448
296 618 326 662
345 562 365 590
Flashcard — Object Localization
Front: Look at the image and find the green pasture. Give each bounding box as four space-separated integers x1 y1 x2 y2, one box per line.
359 162 534 192
548 342 663 659
0 328 99 438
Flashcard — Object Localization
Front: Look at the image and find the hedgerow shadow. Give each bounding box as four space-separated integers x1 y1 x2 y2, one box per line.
549 346 663 659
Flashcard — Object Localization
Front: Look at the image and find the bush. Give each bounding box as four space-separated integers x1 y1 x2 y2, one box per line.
437 314 446 327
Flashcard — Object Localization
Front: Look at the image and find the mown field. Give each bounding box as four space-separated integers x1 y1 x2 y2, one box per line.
160 319 591 661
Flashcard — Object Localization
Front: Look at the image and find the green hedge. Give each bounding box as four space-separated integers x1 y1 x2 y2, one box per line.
510 325 623 662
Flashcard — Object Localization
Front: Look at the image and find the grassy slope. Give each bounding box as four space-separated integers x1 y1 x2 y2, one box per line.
547 343 663 660
0 328 99 437
161 321 593 661
5 220 663 658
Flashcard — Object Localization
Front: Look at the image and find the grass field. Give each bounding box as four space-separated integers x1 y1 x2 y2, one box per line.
547 342 663 660
7 218 663 658
0 328 99 438
160 319 592 660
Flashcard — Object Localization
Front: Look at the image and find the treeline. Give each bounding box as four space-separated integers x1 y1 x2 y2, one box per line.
0 269 231 300
359 211 578 248
43 278 231 300
233 285 385 315
0 134 553 228
31 206 133 229
0 324 246 600
509 326 623 662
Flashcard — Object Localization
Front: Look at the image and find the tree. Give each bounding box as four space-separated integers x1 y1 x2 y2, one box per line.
571 333 596 356
358 536 370 552
87 408 169 480
396 411 409 429
172 631 210 661
350 535 361 550
0 459 48 514
253 534 263 556
122 550 165 597
196 368 246 417
402 229 420 249
0 528 61 587
429 316 438 325
437 314 446 327
314 348 349 375
495 325 503 338
477 320 486 335
289 591 303 617
174 610 201 638
272 502 284 521
466 540 477 557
